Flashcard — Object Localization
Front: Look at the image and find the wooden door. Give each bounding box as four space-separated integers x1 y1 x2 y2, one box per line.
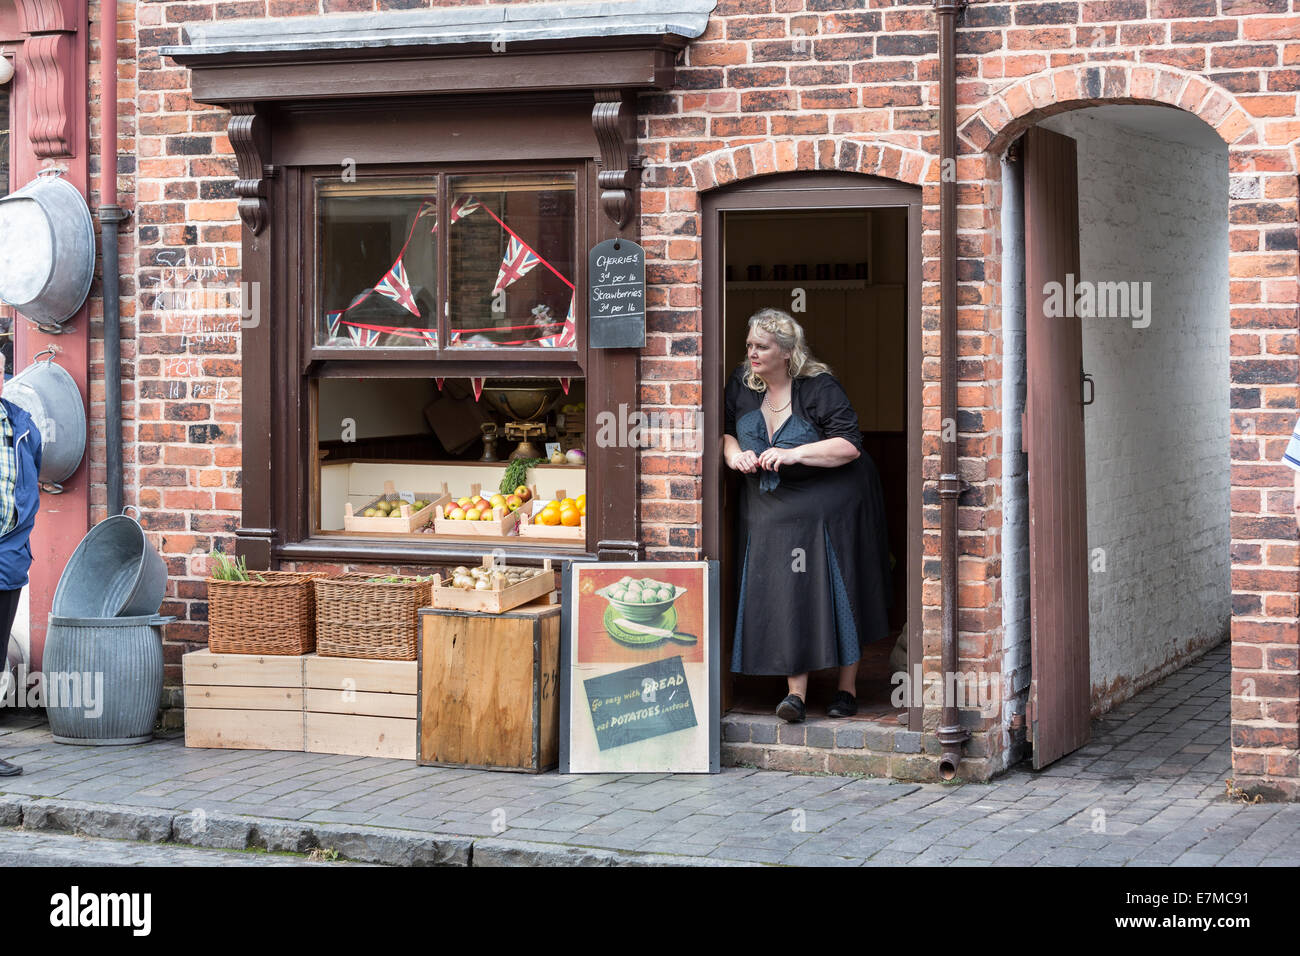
1023 126 1091 769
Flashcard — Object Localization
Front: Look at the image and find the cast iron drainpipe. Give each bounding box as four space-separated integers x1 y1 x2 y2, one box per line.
934 0 970 781
99 0 128 517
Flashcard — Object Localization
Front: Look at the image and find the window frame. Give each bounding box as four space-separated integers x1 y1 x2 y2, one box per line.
300 159 589 371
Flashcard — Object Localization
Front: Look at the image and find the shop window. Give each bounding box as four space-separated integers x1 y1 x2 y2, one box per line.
314 169 578 355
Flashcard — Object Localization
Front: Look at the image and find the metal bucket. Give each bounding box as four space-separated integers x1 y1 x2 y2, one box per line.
0 170 96 327
51 507 167 619
3 347 87 489
43 614 172 745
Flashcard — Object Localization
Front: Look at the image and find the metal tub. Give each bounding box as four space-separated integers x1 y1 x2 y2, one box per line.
51 507 167 619
0 171 96 327
2 347 86 488
43 614 171 745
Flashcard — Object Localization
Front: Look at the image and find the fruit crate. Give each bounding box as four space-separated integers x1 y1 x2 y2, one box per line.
432 482 522 536
516 487 586 541
343 480 451 533
431 557 556 613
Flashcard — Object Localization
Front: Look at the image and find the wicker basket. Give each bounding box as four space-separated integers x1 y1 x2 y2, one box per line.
313 573 432 661
206 571 321 656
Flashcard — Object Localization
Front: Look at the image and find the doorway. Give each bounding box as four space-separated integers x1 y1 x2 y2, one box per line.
701 173 923 729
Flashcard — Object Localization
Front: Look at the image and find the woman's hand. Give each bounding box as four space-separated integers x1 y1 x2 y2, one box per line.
729 449 760 473
757 446 801 472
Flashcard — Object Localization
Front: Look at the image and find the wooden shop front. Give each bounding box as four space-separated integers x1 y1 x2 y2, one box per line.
165 8 710 768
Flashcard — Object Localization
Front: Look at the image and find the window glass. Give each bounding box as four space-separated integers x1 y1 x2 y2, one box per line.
316 180 438 348
447 172 577 349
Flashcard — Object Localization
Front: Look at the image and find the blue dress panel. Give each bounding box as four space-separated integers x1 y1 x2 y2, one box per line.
724 365 892 676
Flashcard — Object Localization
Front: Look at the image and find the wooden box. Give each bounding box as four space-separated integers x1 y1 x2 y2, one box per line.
516 487 586 541
433 481 520 536
304 655 418 760
343 479 450 533
430 557 555 613
418 598 561 772
182 649 304 752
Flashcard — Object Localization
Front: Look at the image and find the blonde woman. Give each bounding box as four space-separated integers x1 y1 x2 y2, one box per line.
723 308 892 722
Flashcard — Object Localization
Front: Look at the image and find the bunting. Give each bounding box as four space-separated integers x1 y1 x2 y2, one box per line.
374 259 420 317
347 325 381 347
492 235 542 294
471 377 485 402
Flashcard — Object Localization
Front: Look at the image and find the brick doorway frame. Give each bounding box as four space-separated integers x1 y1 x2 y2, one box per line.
966 62 1300 797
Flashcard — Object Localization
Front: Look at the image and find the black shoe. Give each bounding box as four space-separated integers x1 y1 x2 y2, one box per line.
776 694 806 723
826 691 858 718
0 758 22 777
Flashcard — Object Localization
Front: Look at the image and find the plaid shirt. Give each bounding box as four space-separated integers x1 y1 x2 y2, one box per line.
0 401 16 535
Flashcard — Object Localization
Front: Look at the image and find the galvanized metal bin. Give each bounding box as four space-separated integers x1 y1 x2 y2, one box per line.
0 171 96 327
43 614 171 746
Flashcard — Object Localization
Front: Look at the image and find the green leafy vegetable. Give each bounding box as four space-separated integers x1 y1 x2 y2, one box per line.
500 457 548 496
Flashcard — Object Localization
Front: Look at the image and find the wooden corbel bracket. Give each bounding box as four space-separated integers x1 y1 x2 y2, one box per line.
593 89 640 230
228 102 271 235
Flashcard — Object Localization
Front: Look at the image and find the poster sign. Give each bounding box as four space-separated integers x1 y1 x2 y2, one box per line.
587 238 645 349
560 561 720 774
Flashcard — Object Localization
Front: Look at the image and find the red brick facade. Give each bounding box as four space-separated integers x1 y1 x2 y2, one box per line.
53 0 1300 794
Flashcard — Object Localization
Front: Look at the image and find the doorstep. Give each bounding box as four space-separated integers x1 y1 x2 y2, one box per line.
722 711 934 780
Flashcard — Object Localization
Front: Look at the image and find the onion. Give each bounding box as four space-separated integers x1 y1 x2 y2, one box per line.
566 449 586 464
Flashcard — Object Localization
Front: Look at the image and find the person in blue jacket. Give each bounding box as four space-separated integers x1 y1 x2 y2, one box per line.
0 371 41 776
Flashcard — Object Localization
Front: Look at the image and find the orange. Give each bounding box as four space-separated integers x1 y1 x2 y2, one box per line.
540 509 561 527
560 498 577 511
560 507 580 527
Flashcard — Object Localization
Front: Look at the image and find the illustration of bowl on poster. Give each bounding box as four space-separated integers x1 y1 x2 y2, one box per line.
560 561 720 774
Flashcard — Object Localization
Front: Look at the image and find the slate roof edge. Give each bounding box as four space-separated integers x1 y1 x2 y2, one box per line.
160 0 717 59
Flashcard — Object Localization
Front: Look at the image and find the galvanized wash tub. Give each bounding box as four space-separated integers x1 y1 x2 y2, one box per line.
43 614 172 745
0 171 96 327
51 507 167 619
2 347 86 489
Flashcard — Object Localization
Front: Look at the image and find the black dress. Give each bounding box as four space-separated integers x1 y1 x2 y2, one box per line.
725 365 892 676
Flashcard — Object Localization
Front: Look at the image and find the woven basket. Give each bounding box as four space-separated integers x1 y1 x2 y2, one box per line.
207 571 321 655
314 573 432 661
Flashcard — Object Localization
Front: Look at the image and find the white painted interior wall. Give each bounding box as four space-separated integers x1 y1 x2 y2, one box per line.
1001 106 1231 724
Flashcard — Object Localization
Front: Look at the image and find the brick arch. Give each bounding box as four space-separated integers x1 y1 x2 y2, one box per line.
686 138 934 193
960 61 1277 167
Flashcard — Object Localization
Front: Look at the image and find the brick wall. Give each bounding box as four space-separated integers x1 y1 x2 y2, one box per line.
94 0 1300 791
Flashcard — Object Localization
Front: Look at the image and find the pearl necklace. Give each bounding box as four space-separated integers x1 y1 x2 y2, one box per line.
763 386 792 414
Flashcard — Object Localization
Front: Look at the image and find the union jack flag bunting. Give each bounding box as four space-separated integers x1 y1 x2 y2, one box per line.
374 258 421 317
492 235 541 294
326 311 343 338
428 195 480 233
537 295 576 348
419 330 437 348
416 199 438 222
347 325 381 347
471 377 485 402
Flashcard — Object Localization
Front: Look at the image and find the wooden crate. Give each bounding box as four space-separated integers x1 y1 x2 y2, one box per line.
418 598 561 772
431 557 555 613
432 481 520 536
343 479 450 533
303 655 418 760
516 487 585 541
182 649 305 752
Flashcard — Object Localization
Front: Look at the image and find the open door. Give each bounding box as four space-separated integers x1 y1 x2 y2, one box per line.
1023 125 1091 768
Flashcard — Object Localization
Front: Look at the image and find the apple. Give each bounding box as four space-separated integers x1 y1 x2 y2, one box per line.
505 494 522 512
480 510 495 522
465 508 481 521
448 507 466 520
457 496 473 508
514 486 532 503
490 494 507 509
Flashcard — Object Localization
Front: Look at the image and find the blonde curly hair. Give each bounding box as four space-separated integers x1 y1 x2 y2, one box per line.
742 307 832 391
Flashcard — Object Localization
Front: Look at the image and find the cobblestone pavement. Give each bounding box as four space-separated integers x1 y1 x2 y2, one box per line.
0 643 1296 866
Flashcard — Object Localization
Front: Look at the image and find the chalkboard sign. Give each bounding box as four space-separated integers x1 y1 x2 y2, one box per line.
583 656 697 752
587 238 646 349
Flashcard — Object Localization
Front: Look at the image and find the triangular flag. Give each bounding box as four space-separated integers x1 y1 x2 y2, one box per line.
420 329 437 348
326 311 343 338
559 377 570 395
492 235 541 294
374 258 420 317
471 377 484 402
435 378 444 391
